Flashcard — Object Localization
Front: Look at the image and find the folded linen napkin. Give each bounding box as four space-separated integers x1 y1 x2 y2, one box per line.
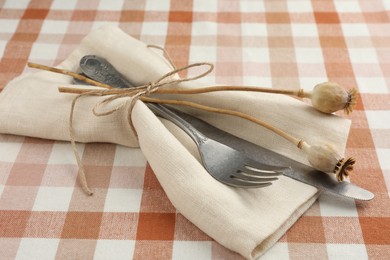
0 25 351 259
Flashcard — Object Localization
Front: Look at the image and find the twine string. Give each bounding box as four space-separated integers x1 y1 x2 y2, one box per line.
68 51 213 195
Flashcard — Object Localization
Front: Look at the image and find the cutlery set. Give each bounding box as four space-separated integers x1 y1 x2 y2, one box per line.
74 55 374 201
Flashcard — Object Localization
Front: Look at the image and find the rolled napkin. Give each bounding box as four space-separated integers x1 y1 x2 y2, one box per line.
0 25 351 258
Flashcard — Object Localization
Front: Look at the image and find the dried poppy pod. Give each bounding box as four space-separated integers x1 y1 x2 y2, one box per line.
299 141 355 182
302 82 358 114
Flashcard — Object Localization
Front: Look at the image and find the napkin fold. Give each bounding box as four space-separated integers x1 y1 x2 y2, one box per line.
0 25 351 259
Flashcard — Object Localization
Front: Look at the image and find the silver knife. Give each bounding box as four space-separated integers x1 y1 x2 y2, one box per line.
174 109 374 201
75 55 373 201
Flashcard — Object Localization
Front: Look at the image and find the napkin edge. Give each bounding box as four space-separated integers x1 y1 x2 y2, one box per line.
250 190 321 259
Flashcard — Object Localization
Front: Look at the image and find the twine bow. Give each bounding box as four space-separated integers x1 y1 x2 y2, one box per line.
67 51 213 195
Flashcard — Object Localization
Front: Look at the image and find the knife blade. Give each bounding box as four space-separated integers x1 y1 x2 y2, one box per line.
73 55 373 201
174 109 374 201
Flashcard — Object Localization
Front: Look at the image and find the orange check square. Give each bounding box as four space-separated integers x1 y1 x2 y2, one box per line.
136 213 176 240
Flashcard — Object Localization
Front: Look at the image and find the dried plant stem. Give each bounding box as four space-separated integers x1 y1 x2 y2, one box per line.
28 62 308 97
58 86 303 100
141 96 302 146
58 87 303 146
156 85 306 97
59 87 114 94
27 62 113 89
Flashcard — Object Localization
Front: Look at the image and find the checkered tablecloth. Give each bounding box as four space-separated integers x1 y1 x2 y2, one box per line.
1 0 389 259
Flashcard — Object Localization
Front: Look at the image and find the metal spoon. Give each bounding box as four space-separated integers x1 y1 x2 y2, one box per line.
74 55 133 88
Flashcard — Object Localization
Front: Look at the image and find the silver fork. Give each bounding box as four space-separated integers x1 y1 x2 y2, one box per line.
148 103 285 188
76 55 287 188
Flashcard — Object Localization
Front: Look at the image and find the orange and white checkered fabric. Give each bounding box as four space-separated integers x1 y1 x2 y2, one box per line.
0 0 389 259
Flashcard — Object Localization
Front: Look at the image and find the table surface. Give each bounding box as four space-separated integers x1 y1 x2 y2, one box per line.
0 1 389 259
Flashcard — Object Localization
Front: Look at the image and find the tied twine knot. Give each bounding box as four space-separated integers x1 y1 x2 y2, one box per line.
69 46 213 195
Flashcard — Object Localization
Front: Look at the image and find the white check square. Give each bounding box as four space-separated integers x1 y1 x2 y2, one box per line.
295 48 324 63
190 46 217 63
366 111 390 130
242 76 273 87
98 0 125 11
29 43 60 60
193 0 218 12
3 0 29 9
192 21 217 36
15 238 59 260
141 22 168 36
355 77 388 94
240 1 265 12
242 23 267 36
384 1 390 10
145 0 170 11
342 24 370 37
291 24 319 37
0 40 6 58
242 47 269 63
32 187 74 211
376 149 390 170
40 20 69 34
334 1 362 12
298 77 329 91
287 1 313 12
48 142 85 165
0 142 22 162
319 192 358 217
104 188 142 212
0 20 19 33
51 0 78 10
348 48 379 63
172 241 212 260
94 240 135 260
326 244 368 260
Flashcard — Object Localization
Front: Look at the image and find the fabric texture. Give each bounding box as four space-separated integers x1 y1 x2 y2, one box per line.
0 1 389 259
1 25 349 258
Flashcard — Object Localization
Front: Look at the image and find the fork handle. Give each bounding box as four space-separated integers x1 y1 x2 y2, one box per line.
147 103 208 146
76 55 207 145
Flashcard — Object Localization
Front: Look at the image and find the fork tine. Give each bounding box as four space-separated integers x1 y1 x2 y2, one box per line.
237 165 286 177
76 57 286 189
245 160 290 173
234 171 279 182
225 177 273 189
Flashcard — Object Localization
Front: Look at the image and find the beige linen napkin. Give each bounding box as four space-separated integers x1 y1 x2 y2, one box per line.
0 25 351 259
